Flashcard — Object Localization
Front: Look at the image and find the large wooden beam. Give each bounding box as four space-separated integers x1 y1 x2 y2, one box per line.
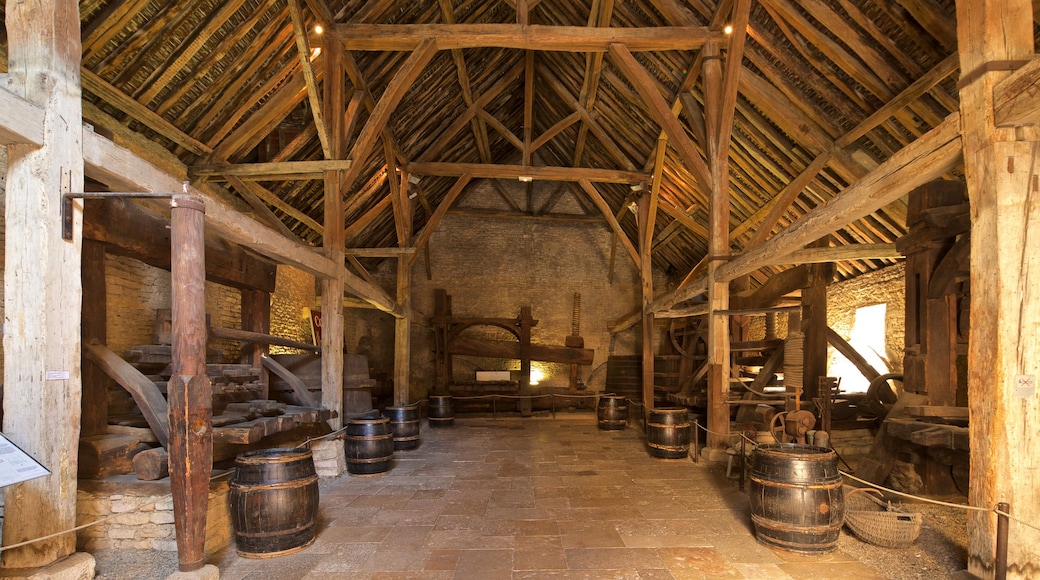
957 0 1040 578
190 160 353 181
1 0 85 567
83 198 277 292
407 162 648 183
0 86 44 145
993 55 1040 127
608 43 711 189
79 130 402 316
336 23 720 51
715 114 963 283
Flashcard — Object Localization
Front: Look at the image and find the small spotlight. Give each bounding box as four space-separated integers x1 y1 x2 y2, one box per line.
630 183 643 191
724 24 734 35
518 176 533 182
408 175 421 184
314 25 324 35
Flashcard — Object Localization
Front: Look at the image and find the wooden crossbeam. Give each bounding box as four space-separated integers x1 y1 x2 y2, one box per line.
407 162 648 183
335 24 720 51
191 159 353 180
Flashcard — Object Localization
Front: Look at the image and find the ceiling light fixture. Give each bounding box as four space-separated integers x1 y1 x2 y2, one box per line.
518 176 533 182
724 24 734 35
314 25 324 35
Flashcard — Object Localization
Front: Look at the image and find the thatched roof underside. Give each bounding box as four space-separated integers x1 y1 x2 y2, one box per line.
4 0 1033 289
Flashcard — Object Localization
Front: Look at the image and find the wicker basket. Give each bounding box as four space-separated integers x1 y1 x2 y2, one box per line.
843 487 923 548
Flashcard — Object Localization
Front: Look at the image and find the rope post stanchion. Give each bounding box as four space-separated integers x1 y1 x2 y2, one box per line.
739 431 747 492
692 418 700 463
492 396 497 419
996 502 1009 580
551 394 556 419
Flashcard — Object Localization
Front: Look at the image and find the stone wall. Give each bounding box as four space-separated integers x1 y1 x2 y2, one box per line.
345 178 664 400
76 478 230 555
827 262 906 380
270 265 316 354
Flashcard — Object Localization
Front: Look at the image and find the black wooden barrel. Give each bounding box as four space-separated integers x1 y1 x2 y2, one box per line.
748 444 845 553
597 395 628 430
646 407 690 459
384 405 421 450
229 448 319 558
345 417 394 475
428 395 455 428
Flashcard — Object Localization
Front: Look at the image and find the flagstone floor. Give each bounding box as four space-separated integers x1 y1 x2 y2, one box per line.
208 412 887 579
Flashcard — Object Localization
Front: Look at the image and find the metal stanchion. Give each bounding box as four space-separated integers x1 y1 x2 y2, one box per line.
996 502 1009 580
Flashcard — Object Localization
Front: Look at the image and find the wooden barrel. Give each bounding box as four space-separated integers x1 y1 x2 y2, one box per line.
596 395 627 430
384 405 421 450
345 417 394 476
428 395 454 428
749 444 845 553
229 448 319 558
647 407 690 459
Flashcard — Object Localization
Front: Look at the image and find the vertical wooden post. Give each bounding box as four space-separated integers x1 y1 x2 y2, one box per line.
704 40 731 451
168 194 212 572
801 238 832 402
322 31 346 429
394 256 411 405
638 192 656 418
241 289 271 399
82 240 109 437
1 0 85 568
957 1 1039 577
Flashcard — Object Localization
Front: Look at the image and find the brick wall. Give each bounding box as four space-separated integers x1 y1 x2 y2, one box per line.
345 178 663 400
104 254 242 360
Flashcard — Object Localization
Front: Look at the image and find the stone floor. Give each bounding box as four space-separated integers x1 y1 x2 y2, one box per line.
208 412 887 579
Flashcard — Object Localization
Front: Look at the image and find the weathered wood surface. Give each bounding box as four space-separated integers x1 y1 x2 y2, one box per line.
83 198 277 292
448 335 595 365
260 356 318 407
958 0 1040 575
82 241 110 437
335 23 719 51
84 340 170 448
132 447 170 481
1 0 84 567
78 434 148 479
168 195 212 572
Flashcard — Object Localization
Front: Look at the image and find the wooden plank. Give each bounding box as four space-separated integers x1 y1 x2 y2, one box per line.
260 356 318 407
410 175 473 266
825 326 882 383
576 179 640 266
81 241 110 437
335 23 719 51
84 341 170 448
394 255 412 405
994 55 1040 126
211 326 319 353
132 447 170 481
907 405 970 419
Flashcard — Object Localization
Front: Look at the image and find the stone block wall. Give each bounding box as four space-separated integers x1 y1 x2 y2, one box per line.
76 478 231 555
270 265 316 354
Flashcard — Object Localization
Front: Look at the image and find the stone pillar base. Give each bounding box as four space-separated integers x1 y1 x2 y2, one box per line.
0 552 96 580
166 564 220 580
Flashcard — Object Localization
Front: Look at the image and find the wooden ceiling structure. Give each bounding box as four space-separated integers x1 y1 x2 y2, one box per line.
0 0 975 305
5 2 1040 577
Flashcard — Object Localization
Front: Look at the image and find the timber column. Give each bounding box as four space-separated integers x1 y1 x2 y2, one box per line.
957 0 1040 578
168 195 214 573
2 0 93 574
322 30 346 429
